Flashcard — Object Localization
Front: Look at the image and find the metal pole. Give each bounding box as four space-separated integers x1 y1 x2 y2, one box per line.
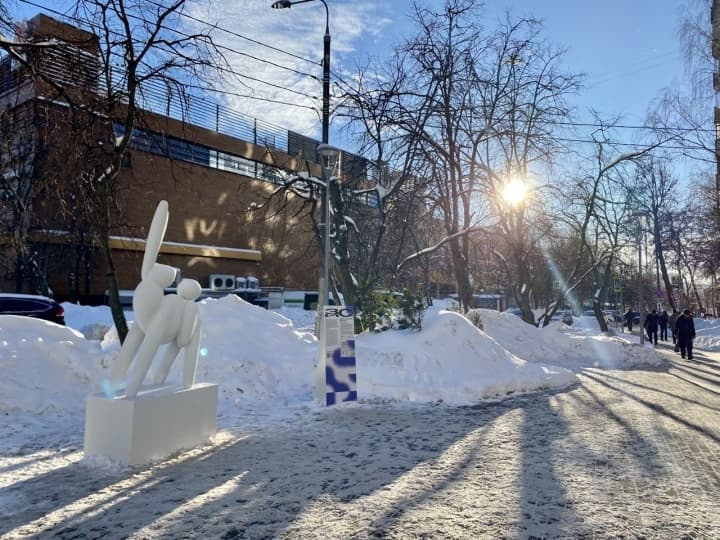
320 166 331 309
638 221 645 345
322 19 330 145
319 2 330 309
318 0 330 316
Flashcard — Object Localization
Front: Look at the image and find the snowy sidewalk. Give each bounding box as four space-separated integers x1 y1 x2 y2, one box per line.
2 347 720 539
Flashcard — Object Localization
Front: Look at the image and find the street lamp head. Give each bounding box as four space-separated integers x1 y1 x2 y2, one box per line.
317 143 340 176
271 1 292 8
317 143 340 159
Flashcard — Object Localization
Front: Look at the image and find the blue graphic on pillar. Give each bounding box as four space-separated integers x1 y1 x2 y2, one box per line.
325 341 357 406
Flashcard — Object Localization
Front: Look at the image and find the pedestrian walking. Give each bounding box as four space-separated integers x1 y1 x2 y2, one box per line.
669 308 680 351
644 309 659 345
658 310 669 341
623 308 634 333
675 309 696 360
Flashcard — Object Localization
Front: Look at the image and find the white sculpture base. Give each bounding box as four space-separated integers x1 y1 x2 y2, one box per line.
83 383 218 466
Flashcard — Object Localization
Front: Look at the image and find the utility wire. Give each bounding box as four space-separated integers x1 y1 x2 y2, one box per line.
18 0 320 80
15 1 715 146
19 0 356 99
141 0 356 92
144 0 319 67
142 76 318 111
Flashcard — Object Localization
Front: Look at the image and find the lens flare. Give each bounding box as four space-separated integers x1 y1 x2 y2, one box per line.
501 178 528 207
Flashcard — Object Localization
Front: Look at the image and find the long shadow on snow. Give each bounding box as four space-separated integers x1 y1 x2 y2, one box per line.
4 402 522 539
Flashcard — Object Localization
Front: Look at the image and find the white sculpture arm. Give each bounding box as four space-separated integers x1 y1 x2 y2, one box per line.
177 302 198 347
182 327 201 388
109 324 144 386
141 200 169 280
150 341 181 386
124 294 184 397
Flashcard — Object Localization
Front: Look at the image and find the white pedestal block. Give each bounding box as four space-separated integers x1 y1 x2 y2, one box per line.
84 383 218 466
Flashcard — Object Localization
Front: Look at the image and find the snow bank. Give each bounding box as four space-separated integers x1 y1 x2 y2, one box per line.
357 309 578 404
194 295 317 411
3 299 668 416
694 317 720 351
99 295 318 414
63 302 132 341
474 309 662 370
0 315 105 413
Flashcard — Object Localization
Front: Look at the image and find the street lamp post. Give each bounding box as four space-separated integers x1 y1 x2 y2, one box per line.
317 144 340 311
632 212 646 345
638 222 644 345
271 0 333 311
270 0 330 145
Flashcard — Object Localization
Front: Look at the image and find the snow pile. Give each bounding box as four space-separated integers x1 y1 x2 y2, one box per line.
2 298 669 416
194 295 317 410
694 317 720 351
0 316 106 413
63 302 130 341
96 295 318 413
474 309 662 370
357 309 578 404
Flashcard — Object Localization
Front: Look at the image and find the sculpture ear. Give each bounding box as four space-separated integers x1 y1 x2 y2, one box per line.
141 200 169 280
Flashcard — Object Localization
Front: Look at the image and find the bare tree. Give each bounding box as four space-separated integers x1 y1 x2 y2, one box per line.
343 1 581 316
521 117 657 328
15 0 225 341
0 102 40 292
626 157 680 310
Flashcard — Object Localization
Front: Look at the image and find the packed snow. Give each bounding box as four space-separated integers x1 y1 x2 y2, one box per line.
476 309 662 371
3 295 711 537
1 297 674 419
693 317 720 351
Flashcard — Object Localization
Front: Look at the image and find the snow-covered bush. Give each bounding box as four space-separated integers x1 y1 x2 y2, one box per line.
357 289 426 332
465 309 484 331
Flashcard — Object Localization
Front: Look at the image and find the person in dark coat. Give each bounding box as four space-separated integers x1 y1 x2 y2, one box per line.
644 309 659 345
623 308 634 333
669 308 681 350
675 309 696 360
658 310 669 341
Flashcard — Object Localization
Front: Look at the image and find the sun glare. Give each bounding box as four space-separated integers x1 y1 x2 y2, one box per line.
501 178 528 207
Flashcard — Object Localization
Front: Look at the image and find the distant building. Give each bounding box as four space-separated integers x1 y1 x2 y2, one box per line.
0 14 375 302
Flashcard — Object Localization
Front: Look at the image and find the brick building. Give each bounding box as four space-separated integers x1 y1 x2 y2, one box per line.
0 14 376 302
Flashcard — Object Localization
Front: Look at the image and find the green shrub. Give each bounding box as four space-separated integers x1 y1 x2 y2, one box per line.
395 290 425 330
356 288 426 332
465 309 484 331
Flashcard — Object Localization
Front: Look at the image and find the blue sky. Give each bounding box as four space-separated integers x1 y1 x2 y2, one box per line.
10 0 694 146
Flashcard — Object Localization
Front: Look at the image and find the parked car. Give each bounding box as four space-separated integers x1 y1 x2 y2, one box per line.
0 293 65 325
503 307 523 317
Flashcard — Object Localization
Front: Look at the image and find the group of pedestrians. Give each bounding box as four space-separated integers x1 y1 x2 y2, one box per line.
623 307 696 360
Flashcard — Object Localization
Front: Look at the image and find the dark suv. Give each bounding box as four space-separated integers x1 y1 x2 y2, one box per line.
0 294 65 325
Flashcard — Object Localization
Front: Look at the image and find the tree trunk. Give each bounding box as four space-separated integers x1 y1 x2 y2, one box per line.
449 237 473 311
656 240 676 311
686 266 705 313
591 261 613 332
329 181 359 311
97 186 128 342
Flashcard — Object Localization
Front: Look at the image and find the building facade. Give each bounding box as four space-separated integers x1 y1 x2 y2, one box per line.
0 14 376 302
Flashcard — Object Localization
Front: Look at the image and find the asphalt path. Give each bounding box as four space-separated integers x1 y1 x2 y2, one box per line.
2 340 719 539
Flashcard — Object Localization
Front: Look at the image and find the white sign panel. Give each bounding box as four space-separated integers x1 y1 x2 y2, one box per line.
316 306 356 406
